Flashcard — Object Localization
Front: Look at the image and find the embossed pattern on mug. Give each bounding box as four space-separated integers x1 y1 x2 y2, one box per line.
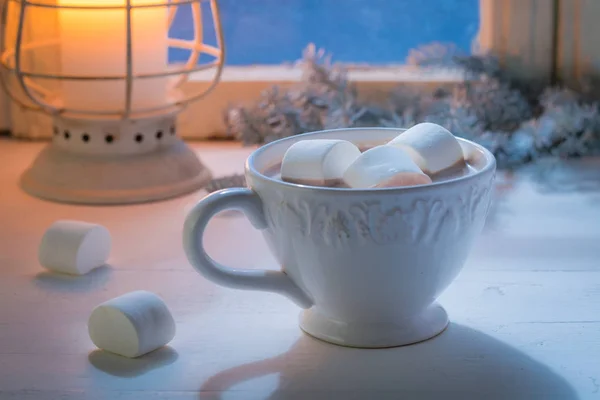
263 180 493 247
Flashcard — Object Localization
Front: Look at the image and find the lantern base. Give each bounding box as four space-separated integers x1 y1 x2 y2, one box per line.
20 139 212 205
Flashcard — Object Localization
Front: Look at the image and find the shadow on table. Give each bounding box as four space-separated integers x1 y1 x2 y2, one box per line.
198 323 576 400
32 264 112 292
88 346 178 377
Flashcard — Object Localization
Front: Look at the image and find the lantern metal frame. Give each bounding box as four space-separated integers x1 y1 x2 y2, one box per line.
0 0 225 120
0 0 226 205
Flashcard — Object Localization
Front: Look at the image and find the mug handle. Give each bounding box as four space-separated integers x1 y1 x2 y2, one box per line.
183 188 314 309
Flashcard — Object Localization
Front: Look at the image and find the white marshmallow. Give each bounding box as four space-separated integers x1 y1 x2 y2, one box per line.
38 220 111 275
387 123 464 174
88 291 176 358
281 139 361 186
343 145 432 189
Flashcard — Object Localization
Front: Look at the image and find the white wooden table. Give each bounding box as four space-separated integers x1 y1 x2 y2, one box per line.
1 139 599 400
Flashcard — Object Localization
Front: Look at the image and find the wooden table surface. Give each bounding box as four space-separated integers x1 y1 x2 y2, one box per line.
1 140 599 400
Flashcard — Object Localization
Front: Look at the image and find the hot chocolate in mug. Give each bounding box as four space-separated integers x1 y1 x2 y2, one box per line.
183 128 496 347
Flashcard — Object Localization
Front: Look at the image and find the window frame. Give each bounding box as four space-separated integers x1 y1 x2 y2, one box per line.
2 0 563 139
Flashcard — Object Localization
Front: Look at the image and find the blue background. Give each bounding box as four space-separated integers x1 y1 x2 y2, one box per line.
169 0 480 65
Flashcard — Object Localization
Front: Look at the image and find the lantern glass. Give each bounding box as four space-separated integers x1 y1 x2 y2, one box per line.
0 0 224 120
2 1 59 109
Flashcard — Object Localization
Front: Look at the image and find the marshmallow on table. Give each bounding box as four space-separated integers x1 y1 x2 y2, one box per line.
281 139 361 186
88 291 176 358
387 122 465 175
38 220 111 275
343 145 432 189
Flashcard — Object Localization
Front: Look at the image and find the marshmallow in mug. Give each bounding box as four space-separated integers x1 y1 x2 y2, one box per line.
38 220 111 275
280 139 361 186
387 123 465 175
88 291 176 358
343 145 432 189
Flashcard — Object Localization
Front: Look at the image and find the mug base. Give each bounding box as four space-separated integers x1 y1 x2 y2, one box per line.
299 303 449 348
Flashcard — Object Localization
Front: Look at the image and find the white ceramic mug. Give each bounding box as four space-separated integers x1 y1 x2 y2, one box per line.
183 128 496 348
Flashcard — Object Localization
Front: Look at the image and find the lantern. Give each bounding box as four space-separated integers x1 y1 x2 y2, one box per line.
0 0 224 204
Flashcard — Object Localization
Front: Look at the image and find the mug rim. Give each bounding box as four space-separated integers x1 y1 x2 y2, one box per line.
246 127 496 194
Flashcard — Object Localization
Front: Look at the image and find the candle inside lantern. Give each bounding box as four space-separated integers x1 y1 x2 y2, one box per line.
58 0 168 112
